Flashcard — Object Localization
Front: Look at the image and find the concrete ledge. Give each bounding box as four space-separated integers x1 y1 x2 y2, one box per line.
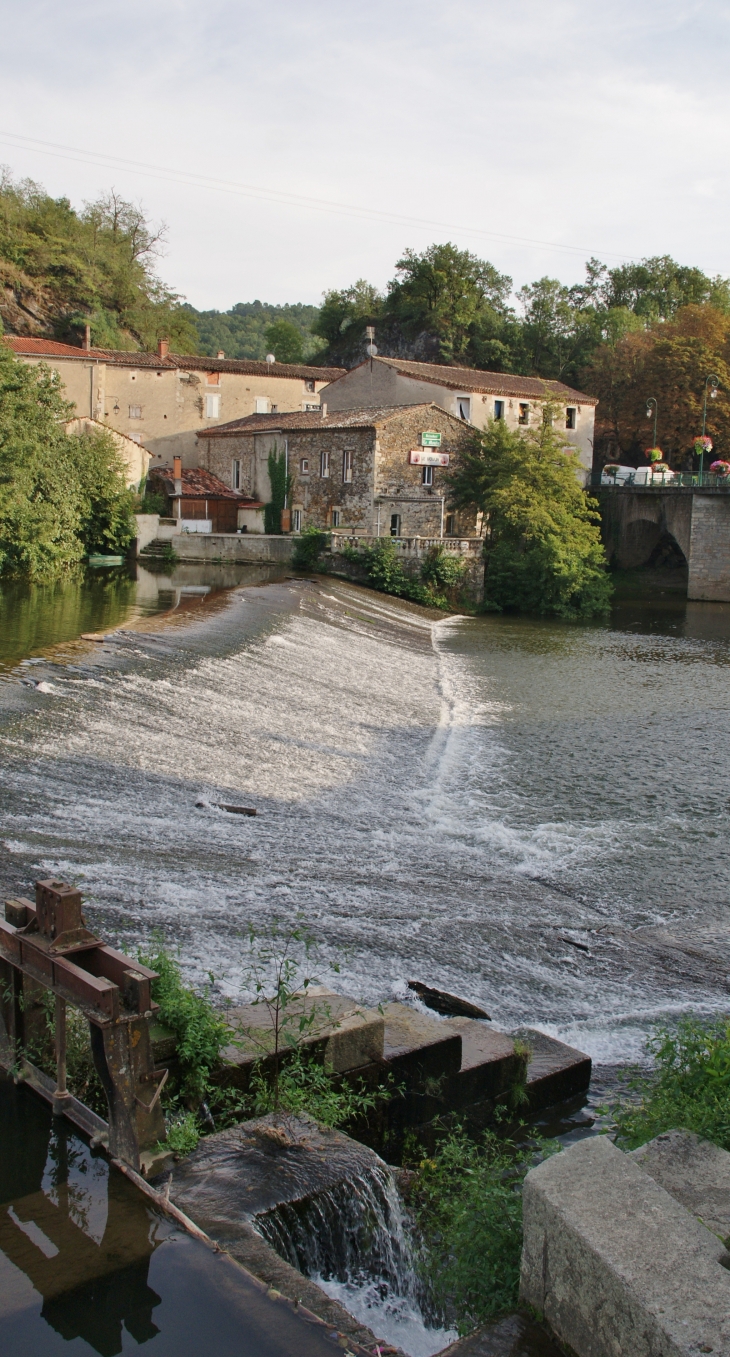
520 1135 730 1357
630 1129 730 1242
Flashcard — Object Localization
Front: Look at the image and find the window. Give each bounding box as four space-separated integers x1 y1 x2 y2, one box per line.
300 457 310 475
206 394 221 418
129 404 142 419
332 509 340 527
320 450 331 478
232 459 241 490
292 509 302 532
343 449 353 483
566 407 577 430
445 513 456 536
255 397 269 414
518 403 530 425
305 379 316 392
422 465 434 486
457 397 471 421
494 400 504 420
129 433 142 445
206 371 219 385
390 513 401 537
303 402 319 412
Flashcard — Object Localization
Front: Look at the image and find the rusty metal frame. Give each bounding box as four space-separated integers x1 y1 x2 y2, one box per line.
0 880 168 1173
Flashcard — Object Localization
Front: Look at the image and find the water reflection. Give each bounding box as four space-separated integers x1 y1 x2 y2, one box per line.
0 1075 363 1356
0 1076 165 1354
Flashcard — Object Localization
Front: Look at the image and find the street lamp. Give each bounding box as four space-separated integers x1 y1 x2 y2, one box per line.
646 397 658 453
699 374 720 483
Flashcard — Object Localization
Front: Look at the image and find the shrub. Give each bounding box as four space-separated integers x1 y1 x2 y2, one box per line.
292 522 328 569
264 444 292 534
138 944 232 1102
612 1016 730 1150
410 1127 555 1334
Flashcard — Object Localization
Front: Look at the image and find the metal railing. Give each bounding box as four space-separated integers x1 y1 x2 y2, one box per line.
591 471 730 491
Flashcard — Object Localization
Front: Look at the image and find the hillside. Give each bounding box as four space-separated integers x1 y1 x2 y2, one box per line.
187 300 324 361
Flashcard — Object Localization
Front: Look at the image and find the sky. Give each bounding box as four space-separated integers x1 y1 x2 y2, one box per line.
1 0 729 312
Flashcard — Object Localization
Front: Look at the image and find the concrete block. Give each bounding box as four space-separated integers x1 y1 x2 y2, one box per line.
441 1019 520 1106
631 1129 730 1242
519 1028 592 1109
222 987 385 1081
381 1001 462 1089
520 1135 730 1357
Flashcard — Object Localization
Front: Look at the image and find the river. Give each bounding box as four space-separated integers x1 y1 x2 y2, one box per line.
1 562 728 1066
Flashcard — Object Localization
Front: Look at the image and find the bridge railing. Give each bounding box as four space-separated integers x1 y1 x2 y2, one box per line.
590 471 730 491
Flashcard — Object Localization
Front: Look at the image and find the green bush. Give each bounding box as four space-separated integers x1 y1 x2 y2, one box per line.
343 539 448 608
138 944 232 1102
612 1016 730 1150
264 444 292 534
292 522 328 569
410 1127 555 1334
137 490 168 516
248 1048 382 1128
420 544 468 595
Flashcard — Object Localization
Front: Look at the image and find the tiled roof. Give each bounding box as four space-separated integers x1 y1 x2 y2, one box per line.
149 466 261 503
344 356 598 405
200 402 465 437
4 336 344 382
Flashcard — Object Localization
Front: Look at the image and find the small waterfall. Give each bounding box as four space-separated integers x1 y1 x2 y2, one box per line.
254 1164 457 1357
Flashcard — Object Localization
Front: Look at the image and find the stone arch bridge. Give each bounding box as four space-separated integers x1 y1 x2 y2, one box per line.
598 487 730 601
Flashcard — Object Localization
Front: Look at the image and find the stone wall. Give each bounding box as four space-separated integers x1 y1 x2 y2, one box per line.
687 493 730 601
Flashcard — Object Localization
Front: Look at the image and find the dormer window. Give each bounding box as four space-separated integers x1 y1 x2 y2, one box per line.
305 379 316 392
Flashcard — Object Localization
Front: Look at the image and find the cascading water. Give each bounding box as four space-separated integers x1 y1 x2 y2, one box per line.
254 1163 456 1357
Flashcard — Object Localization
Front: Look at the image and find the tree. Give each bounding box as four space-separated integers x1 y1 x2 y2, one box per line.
264 318 304 364
386 243 512 365
0 170 197 352
311 279 384 367
0 340 135 576
446 416 611 618
584 305 730 468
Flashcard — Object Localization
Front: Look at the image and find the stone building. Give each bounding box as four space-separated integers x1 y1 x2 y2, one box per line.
320 356 597 476
4 335 343 466
196 402 473 536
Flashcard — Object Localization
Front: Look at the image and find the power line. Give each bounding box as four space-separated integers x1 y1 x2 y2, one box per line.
0 130 636 264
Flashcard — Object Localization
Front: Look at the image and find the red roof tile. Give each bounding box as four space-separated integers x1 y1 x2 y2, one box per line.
149 466 261 503
341 356 598 405
3 336 344 382
199 402 466 437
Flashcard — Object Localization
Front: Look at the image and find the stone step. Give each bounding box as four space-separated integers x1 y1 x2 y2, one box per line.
380 1001 463 1089
220 987 385 1088
517 1028 592 1110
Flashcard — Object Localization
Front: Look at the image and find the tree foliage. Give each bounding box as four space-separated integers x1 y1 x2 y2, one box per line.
0 340 136 576
189 300 324 361
612 1017 730 1152
0 170 197 351
585 304 730 467
264 318 305 364
447 416 611 618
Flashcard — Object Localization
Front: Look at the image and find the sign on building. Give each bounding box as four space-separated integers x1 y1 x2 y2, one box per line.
421 431 442 447
409 450 450 466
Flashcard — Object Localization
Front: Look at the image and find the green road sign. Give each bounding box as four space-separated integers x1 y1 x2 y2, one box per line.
421 431 442 447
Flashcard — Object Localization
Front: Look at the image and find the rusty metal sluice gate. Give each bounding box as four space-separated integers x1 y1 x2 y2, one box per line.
0 879 168 1173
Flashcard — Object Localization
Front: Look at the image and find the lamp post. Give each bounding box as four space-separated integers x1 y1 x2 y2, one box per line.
700 374 720 483
646 397 658 454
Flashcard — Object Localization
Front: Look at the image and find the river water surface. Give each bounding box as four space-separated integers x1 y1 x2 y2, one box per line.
2 564 729 1065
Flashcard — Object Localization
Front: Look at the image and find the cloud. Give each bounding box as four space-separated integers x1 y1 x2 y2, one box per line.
0 0 728 308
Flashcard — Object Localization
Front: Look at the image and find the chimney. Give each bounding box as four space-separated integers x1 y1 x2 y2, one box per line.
173 454 182 496
321 402 327 420
82 324 91 350
158 338 170 358
217 350 225 360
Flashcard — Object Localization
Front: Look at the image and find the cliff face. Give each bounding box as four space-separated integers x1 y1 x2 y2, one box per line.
0 261 69 337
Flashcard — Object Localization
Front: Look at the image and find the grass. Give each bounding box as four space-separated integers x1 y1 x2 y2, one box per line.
407 1125 556 1335
611 1016 730 1150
